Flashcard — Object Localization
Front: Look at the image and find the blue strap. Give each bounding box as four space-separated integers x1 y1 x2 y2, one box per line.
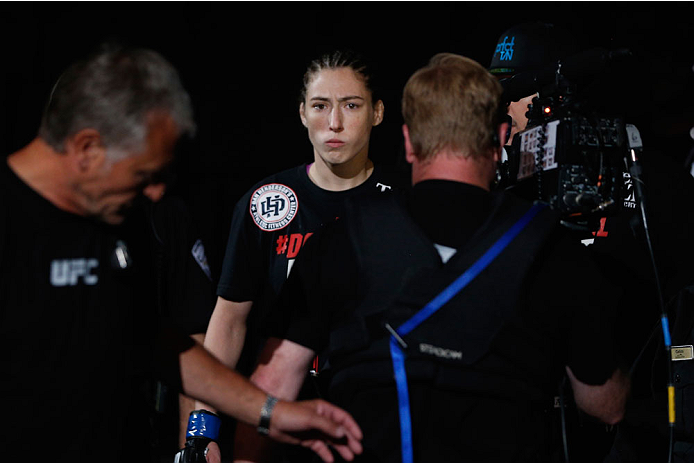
390 202 545 463
391 339 414 463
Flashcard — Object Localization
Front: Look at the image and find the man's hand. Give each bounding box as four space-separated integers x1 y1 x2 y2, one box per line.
268 399 363 462
567 366 630 425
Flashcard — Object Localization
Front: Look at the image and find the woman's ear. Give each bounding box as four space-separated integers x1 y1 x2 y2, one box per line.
299 102 308 128
372 100 384 127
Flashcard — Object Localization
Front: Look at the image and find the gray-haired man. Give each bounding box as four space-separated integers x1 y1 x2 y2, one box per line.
0 45 362 463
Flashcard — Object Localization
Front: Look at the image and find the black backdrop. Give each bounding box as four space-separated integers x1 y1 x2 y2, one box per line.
2 1 693 276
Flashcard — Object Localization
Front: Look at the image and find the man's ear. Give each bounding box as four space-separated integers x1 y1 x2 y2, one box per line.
403 124 416 165
64 128 107 173
299 102 308 128
372 100 384 127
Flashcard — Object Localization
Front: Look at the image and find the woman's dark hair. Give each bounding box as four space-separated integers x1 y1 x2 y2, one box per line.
300 49 381 105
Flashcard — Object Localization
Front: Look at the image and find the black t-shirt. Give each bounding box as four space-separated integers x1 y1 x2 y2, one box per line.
269 180 621 462
216 162 407 372
0 159 206 461
218 163 407 302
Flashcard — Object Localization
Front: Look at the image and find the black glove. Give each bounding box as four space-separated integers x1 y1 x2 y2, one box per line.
173 409 221 463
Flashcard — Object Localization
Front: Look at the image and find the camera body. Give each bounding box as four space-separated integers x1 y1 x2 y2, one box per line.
498 74 627 230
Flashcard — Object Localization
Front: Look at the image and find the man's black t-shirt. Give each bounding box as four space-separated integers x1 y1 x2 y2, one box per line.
0 159 208 461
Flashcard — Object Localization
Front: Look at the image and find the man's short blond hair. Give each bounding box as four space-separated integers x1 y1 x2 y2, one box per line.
402 53 504 162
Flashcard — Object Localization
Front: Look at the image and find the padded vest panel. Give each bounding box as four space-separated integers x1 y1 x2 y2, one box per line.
327 192 558 395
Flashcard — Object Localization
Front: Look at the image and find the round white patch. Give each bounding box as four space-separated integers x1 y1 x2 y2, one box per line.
249 183 299 231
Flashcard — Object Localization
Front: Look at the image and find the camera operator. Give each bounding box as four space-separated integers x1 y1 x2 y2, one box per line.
489 21 694 462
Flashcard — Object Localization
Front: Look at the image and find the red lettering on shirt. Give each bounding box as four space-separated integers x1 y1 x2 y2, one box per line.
287 234 303 258
276 235 289 255
276 232 314 257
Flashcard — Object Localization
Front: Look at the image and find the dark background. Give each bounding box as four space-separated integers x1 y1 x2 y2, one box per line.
2 1 693 276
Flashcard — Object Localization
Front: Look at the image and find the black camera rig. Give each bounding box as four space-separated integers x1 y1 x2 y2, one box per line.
496 49 632 231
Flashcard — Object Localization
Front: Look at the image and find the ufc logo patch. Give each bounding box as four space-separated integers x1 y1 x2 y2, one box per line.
50 258 99 286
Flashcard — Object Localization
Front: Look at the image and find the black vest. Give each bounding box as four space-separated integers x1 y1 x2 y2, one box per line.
326 191 560 401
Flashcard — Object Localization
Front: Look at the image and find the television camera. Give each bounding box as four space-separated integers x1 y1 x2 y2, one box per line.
496 48 633 231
